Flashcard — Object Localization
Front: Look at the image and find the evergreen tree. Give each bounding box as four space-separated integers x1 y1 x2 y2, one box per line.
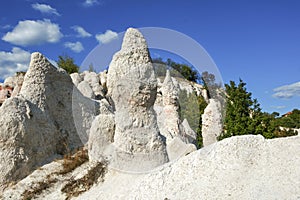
152 58 200 83
57 55 80 74
220 79 255 139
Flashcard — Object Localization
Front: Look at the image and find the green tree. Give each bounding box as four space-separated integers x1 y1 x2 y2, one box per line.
201 71 222 99
152 58 200 83
274 109 300 129
220 79 256 139
57 55 79 74
219 79 298 140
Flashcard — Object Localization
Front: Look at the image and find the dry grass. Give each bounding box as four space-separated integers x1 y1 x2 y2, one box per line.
18 148 97 200
60 148 89 175
21 178 57 200
61 161 107 200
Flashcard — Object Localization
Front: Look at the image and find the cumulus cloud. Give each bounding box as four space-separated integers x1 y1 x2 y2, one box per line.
273 82 300 99
83 0 100 7
2 19 63 46
0 47 31 79
32 3 60 16
64 41 84 53
95 30 118 44
71 26 92 38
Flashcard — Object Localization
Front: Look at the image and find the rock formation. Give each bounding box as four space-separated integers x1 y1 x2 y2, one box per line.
202 98 223 146
70 71 105 100
0 72 25 105
125 135 300 200
5 134 299 199
159 70 197 160
89 28 169 172
0 27 299 200
0 53 99 187
160 70 181 142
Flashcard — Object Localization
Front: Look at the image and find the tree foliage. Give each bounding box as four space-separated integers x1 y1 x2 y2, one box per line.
178 90 207 148
152 58 200 83
57 55 80 74
201 71 222 99
219 79 298 140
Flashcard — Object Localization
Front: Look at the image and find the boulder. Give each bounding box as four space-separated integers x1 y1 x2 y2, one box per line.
99 70 108 91
83 71 104 98
88 113 115 162
77 81 95 99
70 72 82 86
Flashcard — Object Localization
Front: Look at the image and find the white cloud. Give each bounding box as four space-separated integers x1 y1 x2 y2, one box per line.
270 105 286 109
2 19 63 46
83 0 100 7
1 24 12 30
71 26 92 38
0 47 31 79
32 3 60 16
64 41 84 53
95 30 118 44
273 82 300 99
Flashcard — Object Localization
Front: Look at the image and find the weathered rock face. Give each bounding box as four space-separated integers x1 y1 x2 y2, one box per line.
160 70 181 141
125 135 300 199
70 72 82 87
202 98 223 146
0 86 13 105
77 80 95 99
0 53 99 187
159 70 197 160
99 28 169 171
0 72 25 105
70 71 105 100
2 135 299 199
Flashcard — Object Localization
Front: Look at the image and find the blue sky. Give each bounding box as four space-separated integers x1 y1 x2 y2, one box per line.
0 0 299 114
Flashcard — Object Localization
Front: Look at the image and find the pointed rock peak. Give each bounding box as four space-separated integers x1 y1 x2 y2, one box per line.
20 52 70 110
121 28 148 52
163 70 172 85
30 52 55 70
162 70 176 91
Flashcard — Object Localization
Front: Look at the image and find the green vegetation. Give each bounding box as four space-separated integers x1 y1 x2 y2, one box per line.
57 55 80 74
179 90 207 148
219 79 298 140
201 71 222 99
152 58 200 82
274 109 300 129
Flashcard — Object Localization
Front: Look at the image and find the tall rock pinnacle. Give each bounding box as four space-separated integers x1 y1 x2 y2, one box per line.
105 28 168 171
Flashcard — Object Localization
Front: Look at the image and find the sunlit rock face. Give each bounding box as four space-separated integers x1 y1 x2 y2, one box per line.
105 28 168 171
0 53 98 188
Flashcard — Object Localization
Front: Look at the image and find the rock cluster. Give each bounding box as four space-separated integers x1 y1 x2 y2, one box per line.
0 53 99 187
158 70 197 160
0 72 25 105
70 70 107 100
1 27 297 200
